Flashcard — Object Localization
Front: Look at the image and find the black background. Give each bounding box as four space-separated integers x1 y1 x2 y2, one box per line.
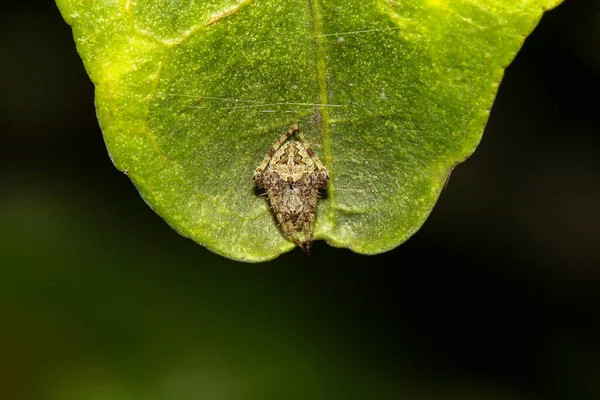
1 1 598 399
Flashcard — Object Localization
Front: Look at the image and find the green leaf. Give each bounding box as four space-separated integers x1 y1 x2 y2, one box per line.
56 0 563 262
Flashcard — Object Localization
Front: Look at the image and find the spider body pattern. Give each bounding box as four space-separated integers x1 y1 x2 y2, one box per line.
253 124 329 252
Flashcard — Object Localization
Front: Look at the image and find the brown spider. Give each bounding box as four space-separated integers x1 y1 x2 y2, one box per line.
253 124 329 252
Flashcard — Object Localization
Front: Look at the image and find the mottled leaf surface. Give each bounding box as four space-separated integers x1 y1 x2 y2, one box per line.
56 0 563 261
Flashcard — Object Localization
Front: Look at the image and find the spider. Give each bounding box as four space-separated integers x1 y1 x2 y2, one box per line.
253 124 330 252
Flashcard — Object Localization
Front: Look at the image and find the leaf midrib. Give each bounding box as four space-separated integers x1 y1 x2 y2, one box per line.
309 0 336 231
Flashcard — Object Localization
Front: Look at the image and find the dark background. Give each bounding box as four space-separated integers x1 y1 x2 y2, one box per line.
1 1 598 399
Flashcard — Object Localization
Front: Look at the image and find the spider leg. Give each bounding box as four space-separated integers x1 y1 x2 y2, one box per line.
301 215 314 253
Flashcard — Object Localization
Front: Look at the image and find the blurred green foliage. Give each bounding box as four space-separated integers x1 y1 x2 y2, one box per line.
0 183 536 400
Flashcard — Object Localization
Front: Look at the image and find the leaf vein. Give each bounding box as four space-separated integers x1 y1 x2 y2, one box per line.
309 0 336 230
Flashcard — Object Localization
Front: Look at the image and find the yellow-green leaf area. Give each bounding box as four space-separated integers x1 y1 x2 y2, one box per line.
56 0 564 262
